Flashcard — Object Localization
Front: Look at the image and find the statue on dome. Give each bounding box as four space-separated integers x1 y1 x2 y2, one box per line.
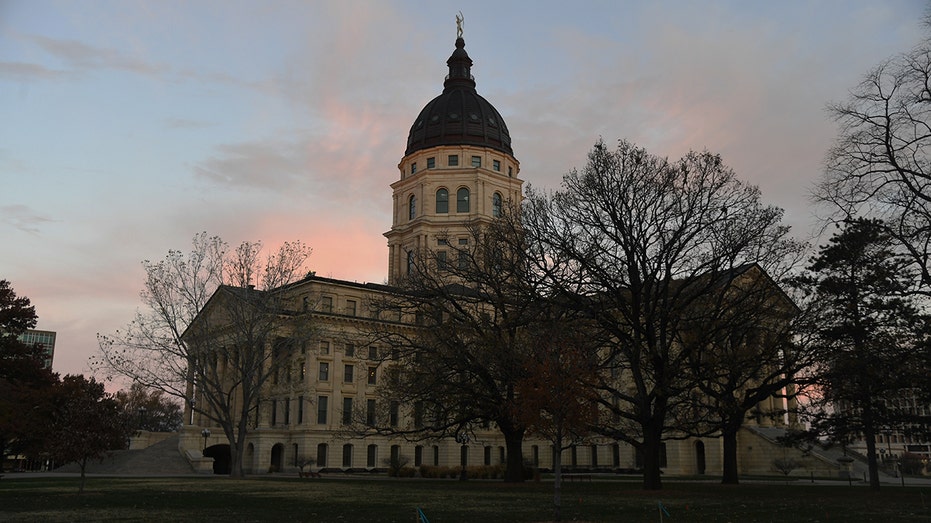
456 11 464 38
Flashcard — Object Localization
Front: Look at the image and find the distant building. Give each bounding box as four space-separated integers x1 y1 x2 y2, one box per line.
17 329 55 370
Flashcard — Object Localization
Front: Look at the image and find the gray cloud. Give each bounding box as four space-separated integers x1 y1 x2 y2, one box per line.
1 204 54 234
0 61 72 81
164 117 213 129
26 34 170 75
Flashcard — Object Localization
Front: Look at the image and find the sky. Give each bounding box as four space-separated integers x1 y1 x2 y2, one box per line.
1 0 927 384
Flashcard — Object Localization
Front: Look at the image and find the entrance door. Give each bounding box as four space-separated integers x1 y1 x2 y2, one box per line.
270 443 284 472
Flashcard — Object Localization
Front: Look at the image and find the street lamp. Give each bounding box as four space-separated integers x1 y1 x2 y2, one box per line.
201 428 211 453
137 406 147 431
455 430 470 481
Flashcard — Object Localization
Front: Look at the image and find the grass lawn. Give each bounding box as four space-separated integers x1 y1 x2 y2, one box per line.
1 475 929 522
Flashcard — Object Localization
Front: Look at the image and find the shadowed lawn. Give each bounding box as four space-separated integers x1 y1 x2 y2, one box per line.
0 476 929 522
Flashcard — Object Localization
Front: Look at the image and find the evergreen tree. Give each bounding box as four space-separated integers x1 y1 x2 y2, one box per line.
803 218 930 490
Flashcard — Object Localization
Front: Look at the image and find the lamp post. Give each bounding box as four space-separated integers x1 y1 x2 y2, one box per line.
137 406 147 431
201 428 211 453
455 431 470 481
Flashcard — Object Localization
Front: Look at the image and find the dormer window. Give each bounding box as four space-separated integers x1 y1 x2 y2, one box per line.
427 157 435 169
411 162 417 174
448 155 459 167
471 156 481 168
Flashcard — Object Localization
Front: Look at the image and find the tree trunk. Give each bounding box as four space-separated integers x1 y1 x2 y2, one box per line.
862 407 880 490
721 424 740 484
641 426 663 490
553 436 563 522
78 457 87 493
501 425 526 483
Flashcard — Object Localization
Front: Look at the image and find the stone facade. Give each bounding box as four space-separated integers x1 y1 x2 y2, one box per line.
179 33 830 480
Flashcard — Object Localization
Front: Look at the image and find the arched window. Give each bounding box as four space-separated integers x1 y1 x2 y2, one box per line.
457 187 470 213
436 188 449 214
492 192 502 217
408 195 416 220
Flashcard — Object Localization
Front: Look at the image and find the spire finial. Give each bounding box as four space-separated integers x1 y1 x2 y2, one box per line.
456 11 464 38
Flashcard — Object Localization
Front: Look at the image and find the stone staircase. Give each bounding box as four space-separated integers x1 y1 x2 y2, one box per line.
55 434 196 475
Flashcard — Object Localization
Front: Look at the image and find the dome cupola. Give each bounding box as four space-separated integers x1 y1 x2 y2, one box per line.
405 37 513 156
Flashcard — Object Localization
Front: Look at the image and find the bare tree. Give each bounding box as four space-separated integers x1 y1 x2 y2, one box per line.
362 209 552 482
677 264 816 484
818 32 931 291
523 139 802 490
94 233 312 478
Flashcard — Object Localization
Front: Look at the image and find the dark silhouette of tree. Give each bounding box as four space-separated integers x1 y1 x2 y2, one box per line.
364 209 552 483
114 382 183 433
523 139 802 490
513 324 599 521
679 264 815 484
0 280 57 472
799 218 930 490
93 233 312 478
46 375 131 493
818 24 931 292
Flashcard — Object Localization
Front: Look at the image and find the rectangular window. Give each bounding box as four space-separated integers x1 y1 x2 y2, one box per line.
366 399 376 426
321 296 333 313
471 155 481 167
319 362 329 381
342 444 353 467
342 397 353 425
437 238 448 246
284 398 290 425
493 159 501 171
427 157 435 169
508 166 512 177
297 396 304 424
437 251 447 270
411 162 417 174
345 343 355 357
367 444 377 467
346 300 357 316
320 341 330 355
344 364 354 383
368 366 377 385
389 401 399 427
368 347 378 360
415 446 423 467
300 361 306 381
484 446 492 466
271 400 278 425
413 402 423 428
317 444 327 467
458 250 468 270
448 154 458 166
317 396 328 425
